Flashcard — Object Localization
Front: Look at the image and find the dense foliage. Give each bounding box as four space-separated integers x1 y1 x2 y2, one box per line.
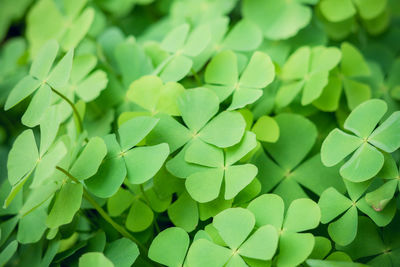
1 0 400 266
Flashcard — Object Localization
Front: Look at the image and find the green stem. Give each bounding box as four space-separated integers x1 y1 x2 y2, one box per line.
191 68 202 86
50 87 83 134
55 166 149 254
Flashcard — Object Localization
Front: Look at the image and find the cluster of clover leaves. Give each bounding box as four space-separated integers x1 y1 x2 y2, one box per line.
0 0 400 266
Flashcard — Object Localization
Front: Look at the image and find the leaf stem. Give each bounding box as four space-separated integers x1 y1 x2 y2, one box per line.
55 166 149 254
50 87 83 134
191 68 202 86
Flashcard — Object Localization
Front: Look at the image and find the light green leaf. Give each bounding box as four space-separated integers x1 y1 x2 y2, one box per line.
356 197 396 227
320 0 356 22
47 49 74 89
340 143 384 182
186 168 224 203
247 194 284 229
168 192 199 232
17 205 47 244
125 199 153 232
225 131 257 165
30 39 58 81
223 20 262 51
178 88 219 133
239 225 278 260
224 164 257 200
284 198 320 232
277 232 315 267
365 180 397 211
79 252 114 267
199 111 245 148
344 99 387 138
328 206 358 246
107 188 133 217
46 182 83 229
0 240 18 267
252 116 279 144
319 188 353 223
104 238 139 267
149 227 189 267
369 111 400 152
353 0 387 20
186 239 231 267
213 208 255 250
341 43 370 78
161 24 189 53
75 70 108 102
124 143 169 184
70 137 107 180
281 47 310 80
21 83 52 127
321 129 363 167
239 51 275 89
4 76 41 110
7 129 38 186
160 54 193 82
118 116 159 151
185 139 224 168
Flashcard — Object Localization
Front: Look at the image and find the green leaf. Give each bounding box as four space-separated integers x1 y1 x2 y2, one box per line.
263 113 317 171
126 75 184 116
21 83 52 127
320 0 356 22
340 143 384 182
46 182 83 229
239 51 275 90
149 227 189 267
104 238 139 267
47 49 74 89
251 116 280 143
341 43 370 78
186 168 224 203
79 252 114 267
185 139 224 168
70 137 107 180
124 143 169 184
369 111 400 152
321 129 363 167
7 129 38 186
344 99 387 138
0 240 18 266
224 164 257 199
160 54 193 82
125 199 153 232
223 20 262 52
247 194 284 229
17 205 47 244
353 0 387 20
4 76 41 110
319 188 353 223
85 135 127 198
29 39 58 81
365 180 397 211
168 192 199 232
161 24 189 53
238 225 278 260
178 88 219 133
328 206 358 246
199 111 245 148
242 0 314 39
118 116 159 151
283 198 320 232
213 208 255 250
281 47 310 80
186 239 231 267
277 232 315 267
356 197 396 227
343 78 371 110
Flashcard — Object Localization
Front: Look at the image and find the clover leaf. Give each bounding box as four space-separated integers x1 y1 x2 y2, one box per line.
154 23 211 82
5 39 73 127
364 154 400 211
321 99 400 182
247 194 321 266
251 115 280 143
149 227 190 267
184 131 257 202
314 42 372 111
147 87 246 178
192 17 263 71
205 50 275 110
242 0 318 40
104 238 139 267
5 109 66 207
187 207 279 266
27 0 94 55
337 216 400 266
276 46 341 108
252 113 345 206
79 252 114 267
85 116 169 198
318 181 396 246
126 75 185 116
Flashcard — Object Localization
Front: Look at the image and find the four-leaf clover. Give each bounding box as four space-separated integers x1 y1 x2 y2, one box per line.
321 99 400 182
